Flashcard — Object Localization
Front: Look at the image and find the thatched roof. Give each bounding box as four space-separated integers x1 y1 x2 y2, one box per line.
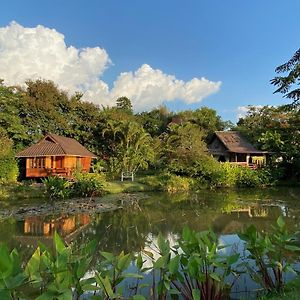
16 134 97 158
211 131 267 154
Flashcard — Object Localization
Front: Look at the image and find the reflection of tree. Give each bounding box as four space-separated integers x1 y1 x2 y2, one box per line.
73 187 300 258
1 187 300 264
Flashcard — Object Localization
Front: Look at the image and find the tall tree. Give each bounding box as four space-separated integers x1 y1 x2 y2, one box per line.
271 48 300 104
236 105 300 178
0 81 28 149
175 107 232 141
116 96 133 114
136 106 172 137
161 122 208 171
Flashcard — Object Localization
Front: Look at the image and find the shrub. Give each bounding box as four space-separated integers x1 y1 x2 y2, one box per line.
190 159 272 188
139 173 193 192
42 176 72 200
0 156 18 183
72 172 106 197
0 134 18 183
236 166 261 187
189 156 224 187
162 173 192 193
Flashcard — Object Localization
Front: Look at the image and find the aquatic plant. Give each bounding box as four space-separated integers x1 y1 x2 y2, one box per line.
0 219 299 299
239 216 300 294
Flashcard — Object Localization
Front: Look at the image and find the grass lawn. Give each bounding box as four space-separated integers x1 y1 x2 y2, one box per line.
104 180 155 194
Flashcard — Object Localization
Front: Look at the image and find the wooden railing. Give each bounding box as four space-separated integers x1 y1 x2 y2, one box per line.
229 162 258 169
26 167 72 178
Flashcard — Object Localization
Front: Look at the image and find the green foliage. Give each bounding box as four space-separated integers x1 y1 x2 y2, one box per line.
161 122 208 171
43 173 107 200
143 227 239 300
1 221 300 299
139 173 193 192
239 216 300 294
102 120 155 177
72 172 106 197
140 161 271 191
42 176 71 200
160 173 193 193
236 105 300 180
271 48 300 104
136 106 172 137
115 96 133 114
93 251 143 299
0 133 18 183
176 106 233 141
0 245 27 299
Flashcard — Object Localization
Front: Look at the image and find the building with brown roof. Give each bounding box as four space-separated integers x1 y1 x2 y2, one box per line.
208 131 267 168
16 134 97 178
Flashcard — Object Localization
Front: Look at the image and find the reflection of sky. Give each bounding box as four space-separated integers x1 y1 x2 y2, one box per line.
2 188 300 297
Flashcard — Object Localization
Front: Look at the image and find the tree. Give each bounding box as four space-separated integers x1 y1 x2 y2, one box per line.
136 106 172 137
116 96 133 114
161 122 208 172
271 48 300 104
0 80 28 149
236 105 300 178
175 107 232 141
102 120 154 175
0 131 18 182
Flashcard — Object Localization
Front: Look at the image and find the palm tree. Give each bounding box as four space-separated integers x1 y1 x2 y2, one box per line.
103 120 154 174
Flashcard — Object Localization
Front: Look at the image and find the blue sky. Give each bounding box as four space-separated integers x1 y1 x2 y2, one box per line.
0 0 299 121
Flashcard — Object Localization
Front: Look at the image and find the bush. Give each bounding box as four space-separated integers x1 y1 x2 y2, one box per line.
42 176 72 200
189 156 224 187
235 166 261 187
0 134 18 183
139 173 193 193
0 156 18 183
189 159 272 188
162 173 193 192
72 172 106 197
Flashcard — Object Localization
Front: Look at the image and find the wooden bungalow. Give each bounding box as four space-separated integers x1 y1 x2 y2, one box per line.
208 131 267 168
16 134 97 178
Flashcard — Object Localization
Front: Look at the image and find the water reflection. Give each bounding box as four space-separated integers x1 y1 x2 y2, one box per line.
20 214 90 237
0 187 300 298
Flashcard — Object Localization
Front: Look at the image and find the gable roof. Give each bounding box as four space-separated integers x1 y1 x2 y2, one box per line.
16 134 97 158
210 131 267 154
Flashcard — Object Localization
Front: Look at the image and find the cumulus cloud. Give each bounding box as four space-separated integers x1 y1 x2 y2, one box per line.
110 64 221 111
0 22 221 111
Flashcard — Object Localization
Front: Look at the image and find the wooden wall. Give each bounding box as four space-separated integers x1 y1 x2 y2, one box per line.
25 156 93 178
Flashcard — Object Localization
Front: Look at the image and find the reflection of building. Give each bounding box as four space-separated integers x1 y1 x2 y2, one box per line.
212 206 282 235
208 131 267 168
15 214 90 247
16 134 97 178
227 207 269 218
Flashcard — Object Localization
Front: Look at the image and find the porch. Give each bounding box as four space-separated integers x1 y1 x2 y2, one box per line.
26 167 72 178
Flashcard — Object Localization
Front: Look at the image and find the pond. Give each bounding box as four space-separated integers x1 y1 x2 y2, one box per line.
0 187 300 299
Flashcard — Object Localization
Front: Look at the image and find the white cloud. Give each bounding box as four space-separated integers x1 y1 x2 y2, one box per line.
110 64 221 111
0 22 221 111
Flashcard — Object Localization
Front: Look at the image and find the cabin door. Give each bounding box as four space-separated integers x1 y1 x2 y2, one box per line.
55 156 64 168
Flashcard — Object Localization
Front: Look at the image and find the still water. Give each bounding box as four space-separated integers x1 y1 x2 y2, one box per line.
0 187 300 298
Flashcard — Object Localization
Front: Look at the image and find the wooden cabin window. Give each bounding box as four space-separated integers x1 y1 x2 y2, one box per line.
29 157 45 168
